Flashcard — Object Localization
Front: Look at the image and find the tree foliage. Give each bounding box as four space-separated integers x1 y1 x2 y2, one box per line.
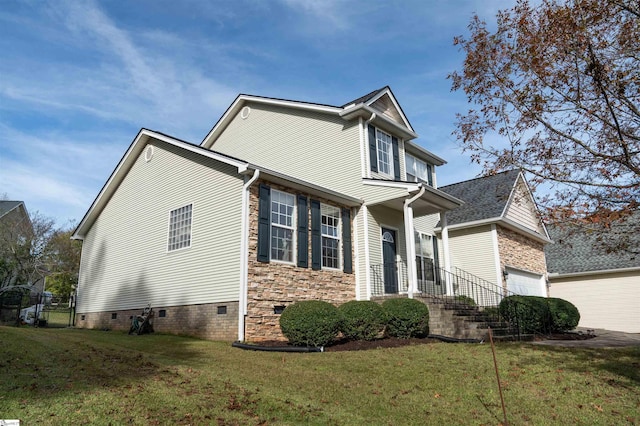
450 0 639 236
44 226 82 300
0 207 55 289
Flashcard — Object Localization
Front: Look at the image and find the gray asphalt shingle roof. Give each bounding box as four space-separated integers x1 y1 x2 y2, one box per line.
546 217 640 274
0 200 23 218
438 169 520 226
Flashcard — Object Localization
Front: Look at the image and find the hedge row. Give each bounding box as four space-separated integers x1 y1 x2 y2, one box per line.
499 295 580 334
279 298 430 347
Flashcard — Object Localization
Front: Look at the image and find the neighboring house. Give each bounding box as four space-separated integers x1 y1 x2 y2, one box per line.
72 87 549 342
546 218 640 333
0 200 46 292
435 170 551 297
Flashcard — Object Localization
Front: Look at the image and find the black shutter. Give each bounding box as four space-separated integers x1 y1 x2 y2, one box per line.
257 184 271 263
392 136 400 180
427 164 433 186
311 199 321 270
368 125 378 173
342 208 352 274
297 195 308 268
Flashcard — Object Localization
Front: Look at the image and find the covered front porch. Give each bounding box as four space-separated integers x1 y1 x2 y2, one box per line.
359 179 462 300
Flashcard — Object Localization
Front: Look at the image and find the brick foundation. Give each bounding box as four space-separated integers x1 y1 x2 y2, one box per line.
75 301 238 341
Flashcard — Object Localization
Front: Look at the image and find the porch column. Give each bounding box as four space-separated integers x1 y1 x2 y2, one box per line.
403 186 425 298
404 204 418 298
440 212 453 296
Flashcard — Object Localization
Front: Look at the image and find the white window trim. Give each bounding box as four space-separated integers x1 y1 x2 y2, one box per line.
376 128 394 177
321 203 341 270
270 189 296 265
405 153 431 184
166 203 193 253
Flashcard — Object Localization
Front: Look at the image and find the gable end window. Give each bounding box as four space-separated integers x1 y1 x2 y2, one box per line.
168 204 192 251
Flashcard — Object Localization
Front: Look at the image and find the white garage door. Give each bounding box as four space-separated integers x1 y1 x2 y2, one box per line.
506 268 546 296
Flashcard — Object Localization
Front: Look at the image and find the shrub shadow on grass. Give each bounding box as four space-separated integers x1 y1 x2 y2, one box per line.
519 344 640 385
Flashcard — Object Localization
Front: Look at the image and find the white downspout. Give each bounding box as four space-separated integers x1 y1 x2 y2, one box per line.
238 169 260 342
364 113 376 179
404 184 426 298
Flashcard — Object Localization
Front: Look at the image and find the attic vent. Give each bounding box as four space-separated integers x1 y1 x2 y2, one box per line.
144 145 155 162
240 106 251 119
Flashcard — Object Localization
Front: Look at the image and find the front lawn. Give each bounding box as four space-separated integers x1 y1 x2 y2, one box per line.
1 327 638 425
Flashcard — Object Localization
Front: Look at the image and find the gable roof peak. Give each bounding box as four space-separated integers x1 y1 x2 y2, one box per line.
341 86 391 108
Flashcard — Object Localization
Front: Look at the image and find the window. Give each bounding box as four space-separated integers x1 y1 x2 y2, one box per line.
376 129 393 176
321 204 340 269
271 190 295 262
168 204 192 251
415 232 435 282
405 154 433 185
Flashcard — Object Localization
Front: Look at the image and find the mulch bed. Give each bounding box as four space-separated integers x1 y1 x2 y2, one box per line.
246 332 596 352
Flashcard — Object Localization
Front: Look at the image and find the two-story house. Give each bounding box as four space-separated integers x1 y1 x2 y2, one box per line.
72 87 549 342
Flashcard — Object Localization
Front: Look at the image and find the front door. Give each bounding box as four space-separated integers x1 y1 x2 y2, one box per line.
382 228 398 293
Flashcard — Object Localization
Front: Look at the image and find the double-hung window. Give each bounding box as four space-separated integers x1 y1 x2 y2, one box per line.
406 154 433 185
270 190 295 262
167 204 192 251
321 204 340 269
415 232 434 283
376 129 393 176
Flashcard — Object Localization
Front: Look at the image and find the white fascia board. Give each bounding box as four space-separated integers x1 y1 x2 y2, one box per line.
404 140 447 166
201 94 342 148
363 179 420 191
434 216 551 243
365 88 414 132
256 166 362 207
72 129 250 240
548 266 640 279
340 105 418 140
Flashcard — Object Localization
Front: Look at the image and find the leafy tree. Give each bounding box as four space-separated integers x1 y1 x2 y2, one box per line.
0 207 55 289
450 0 639 245
44 226 81 301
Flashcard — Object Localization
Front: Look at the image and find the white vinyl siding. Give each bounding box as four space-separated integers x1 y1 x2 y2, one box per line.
211 103 362 197
504 179 544 233
447 226 499 285
550 271 640 333
76 142 244 313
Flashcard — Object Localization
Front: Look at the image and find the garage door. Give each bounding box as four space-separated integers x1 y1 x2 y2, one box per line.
505 268 546 296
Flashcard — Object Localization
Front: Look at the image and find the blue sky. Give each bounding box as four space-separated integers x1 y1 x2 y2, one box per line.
1 0 513 227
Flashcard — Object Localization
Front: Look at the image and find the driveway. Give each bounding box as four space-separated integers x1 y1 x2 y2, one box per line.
532 328 640 348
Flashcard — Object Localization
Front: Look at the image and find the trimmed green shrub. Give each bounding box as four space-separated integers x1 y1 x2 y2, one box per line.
547 297 580 332
499 295 552 334
279 300 341 347
338 300 387 341
382 298 429 339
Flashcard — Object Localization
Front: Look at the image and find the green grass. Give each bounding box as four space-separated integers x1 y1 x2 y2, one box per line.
1 327 638 425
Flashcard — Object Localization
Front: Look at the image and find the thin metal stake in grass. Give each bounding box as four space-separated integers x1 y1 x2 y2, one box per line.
489 327 508 425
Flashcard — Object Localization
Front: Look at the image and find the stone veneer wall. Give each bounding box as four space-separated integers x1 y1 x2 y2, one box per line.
496 225 547 289
245 181 356 342
76 301 238 341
